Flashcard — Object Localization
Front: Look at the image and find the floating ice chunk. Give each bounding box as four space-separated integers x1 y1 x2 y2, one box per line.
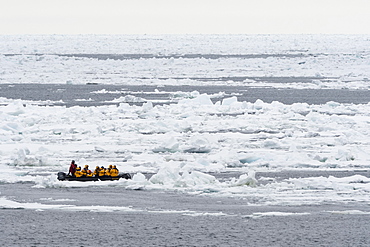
176 170 217 187
329 210 370 215
13 147 29 165
39 198 77 202
263 139 282 149
2 100 26 116
148 165 218 188
149 165 181 185
193 94 214 105
233 172 257 187
325 101 341 107
33 174 60 188
0 162 36 183
0 196 138 212
74 98 93 102
170 91 200 99
181 158 225 172
249 212 310 218
183 211 229 217
196 158 210 166
183 147 211 153
312 154 328 163
118 102 132 111
291 103 310 115
142 101 153 112
270 101 285 110
153 137 180 153
253 99 265 110
182 135 212 153
335 148 355 161
239 155 260 164
132 172 147 182
178 94 213 106
125 172 152 190
1 122 23 134
288 175 370 191
219 96 245 111
95 146 106 152
111 95 146 103
221 96 238 106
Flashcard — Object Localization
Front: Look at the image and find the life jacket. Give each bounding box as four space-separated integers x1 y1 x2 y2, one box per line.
81 168 88 177
111 168 119 177
98 168 106 177
75 169 83 178
105 168 111 176
93 168 100 176
86 170 93 177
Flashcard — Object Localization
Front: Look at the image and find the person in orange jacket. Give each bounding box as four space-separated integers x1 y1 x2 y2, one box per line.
110 165 119 178
105 165 113 177
98 166 106 177
81 165 93 177
74 167 83 178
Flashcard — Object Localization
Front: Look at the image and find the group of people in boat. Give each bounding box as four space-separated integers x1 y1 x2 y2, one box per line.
68 160 119 178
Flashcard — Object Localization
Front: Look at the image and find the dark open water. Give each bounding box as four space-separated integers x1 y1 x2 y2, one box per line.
2 181 370 247
0 83 369 107
2 171 370 246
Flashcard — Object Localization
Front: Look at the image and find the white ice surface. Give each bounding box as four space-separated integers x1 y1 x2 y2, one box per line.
1 35 370 207
1 34 370 88
0 196 237 217
1 94 370 206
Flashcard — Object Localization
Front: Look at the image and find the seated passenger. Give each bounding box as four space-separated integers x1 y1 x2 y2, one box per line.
105 165 112 177
81 165 87 177
110 165 119 178
93 166 100 177
86 169 93 177
75 167 83 178
98 166 106 177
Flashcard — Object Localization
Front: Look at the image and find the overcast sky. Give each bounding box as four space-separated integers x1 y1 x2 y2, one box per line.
1 0 369 34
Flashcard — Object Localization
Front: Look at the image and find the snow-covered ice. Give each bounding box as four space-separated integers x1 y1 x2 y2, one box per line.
1 34 370 209
1 34 370 88
1 93 370 206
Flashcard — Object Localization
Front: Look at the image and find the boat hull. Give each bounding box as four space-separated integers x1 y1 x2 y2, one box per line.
57 172 131 181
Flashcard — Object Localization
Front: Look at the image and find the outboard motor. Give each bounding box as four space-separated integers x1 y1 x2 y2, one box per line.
57 172 66 181
120 173 132 180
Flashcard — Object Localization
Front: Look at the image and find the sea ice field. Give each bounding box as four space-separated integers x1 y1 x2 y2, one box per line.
1 34 370 246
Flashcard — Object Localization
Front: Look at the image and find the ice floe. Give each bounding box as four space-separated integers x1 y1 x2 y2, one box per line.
1 35 370 207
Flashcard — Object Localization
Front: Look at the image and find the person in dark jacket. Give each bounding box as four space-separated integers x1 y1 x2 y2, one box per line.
68 160 77 176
